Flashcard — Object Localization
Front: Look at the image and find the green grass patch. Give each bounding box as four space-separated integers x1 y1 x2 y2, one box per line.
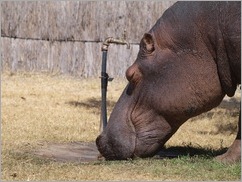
2 149 241 181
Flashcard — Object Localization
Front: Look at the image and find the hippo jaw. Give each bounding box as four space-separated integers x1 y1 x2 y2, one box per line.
96 116 173 160
96 132 136 160
96 86 175 160
132 113 174 158
96 87 137 160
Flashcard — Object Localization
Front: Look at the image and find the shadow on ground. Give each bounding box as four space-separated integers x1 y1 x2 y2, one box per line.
66 96 240 135
155 146 227 159
66 96 240 116
66 98 116 114
32 141 227 163
47 96 239 163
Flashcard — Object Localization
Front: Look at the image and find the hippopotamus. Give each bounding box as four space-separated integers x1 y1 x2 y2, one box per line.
96 1 241 163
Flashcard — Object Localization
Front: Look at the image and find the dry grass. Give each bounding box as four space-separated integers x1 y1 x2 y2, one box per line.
1 72 241 181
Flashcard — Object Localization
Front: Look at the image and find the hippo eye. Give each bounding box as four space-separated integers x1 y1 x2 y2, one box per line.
126 83 135 95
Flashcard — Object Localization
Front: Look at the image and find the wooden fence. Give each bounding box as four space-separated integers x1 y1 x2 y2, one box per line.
1 1 175 77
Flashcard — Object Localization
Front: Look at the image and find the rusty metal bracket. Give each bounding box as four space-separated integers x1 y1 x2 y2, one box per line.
101 30 130 51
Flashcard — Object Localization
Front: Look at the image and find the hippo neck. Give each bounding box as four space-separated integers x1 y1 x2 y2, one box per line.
150 2 219 53
150 1 239 97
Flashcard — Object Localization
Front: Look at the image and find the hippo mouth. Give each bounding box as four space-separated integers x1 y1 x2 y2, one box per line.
96 129 136 160
96 107 173 160
96 84 174 160
132 115 173 158
96 115 137 160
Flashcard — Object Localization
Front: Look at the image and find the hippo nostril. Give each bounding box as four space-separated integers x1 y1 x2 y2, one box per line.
126 64 142 84
126 66 135 82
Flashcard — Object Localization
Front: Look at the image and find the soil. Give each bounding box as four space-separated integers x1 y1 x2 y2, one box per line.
33 142 100 163
32 141 183 163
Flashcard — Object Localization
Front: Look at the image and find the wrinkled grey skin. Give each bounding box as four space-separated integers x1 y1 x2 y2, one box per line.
96 2 241 163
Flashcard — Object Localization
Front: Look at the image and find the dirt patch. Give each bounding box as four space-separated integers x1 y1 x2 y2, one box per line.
32 142 221 163
33 142 100 163
32 141 184 163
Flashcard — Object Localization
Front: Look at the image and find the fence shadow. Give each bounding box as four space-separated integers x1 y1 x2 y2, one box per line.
218 98 240 110
66 98 116 113
66 97 240 136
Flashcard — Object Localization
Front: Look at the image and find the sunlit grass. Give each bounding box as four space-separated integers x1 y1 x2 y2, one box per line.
1 72 240 181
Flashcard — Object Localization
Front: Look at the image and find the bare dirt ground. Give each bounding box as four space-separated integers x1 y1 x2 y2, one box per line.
33 141 99 163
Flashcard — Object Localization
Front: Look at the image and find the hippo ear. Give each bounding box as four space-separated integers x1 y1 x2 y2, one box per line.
142 33 155 53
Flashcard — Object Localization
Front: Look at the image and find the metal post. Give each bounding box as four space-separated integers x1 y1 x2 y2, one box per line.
100 50 108 131
100 32 130 133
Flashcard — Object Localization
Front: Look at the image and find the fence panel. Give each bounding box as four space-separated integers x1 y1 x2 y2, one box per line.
1 1 175 77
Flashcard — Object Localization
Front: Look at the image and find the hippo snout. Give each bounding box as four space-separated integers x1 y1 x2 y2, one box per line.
96 134 117 160
96 131 136 160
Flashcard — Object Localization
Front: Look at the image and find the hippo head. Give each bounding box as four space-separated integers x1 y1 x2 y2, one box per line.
96 33 224 160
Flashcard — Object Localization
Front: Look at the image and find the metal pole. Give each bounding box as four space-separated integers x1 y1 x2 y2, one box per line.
100 33 130 133
100 50 108 131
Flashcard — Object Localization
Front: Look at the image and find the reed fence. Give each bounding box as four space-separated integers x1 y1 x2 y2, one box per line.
1 1 175 77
